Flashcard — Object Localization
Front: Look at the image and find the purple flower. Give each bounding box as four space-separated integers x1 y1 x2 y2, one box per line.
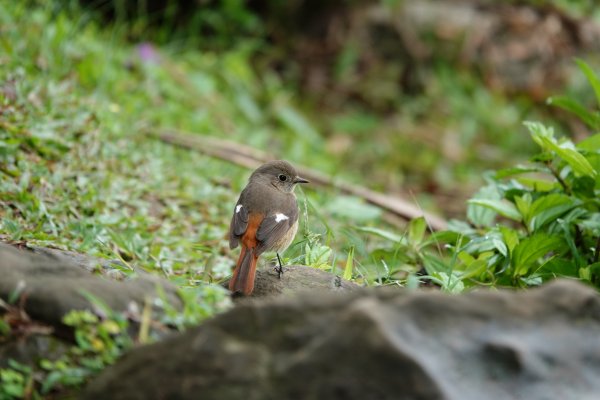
137 42 159 64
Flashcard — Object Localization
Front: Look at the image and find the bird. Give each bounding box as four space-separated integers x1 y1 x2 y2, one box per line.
228 160 309 295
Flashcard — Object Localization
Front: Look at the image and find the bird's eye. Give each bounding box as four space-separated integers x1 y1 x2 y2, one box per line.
278 174 288 182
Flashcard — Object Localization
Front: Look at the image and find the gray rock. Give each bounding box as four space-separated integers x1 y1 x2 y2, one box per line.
82 280 600 400
229 264 361 298
0 243 181 336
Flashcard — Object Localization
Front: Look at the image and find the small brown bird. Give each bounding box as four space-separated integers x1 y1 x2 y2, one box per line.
228 160 309 295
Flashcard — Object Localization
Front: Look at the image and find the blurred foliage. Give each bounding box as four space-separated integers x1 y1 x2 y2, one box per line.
354 61 600 292
1 0 600 397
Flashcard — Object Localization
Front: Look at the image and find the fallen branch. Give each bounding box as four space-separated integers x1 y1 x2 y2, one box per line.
151 131 448 231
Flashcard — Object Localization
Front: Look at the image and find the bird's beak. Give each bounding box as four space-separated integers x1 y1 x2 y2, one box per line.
294 176 310 184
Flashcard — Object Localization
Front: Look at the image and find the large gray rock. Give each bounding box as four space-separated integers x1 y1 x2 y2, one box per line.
0 243 181 337
83 280 600 400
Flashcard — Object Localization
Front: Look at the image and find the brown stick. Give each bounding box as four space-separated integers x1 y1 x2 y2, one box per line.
152 131 448 231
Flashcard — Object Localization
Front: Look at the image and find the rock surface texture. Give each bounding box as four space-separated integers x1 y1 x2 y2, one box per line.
0 243 181 337
83 280 600 400
232 264 361 298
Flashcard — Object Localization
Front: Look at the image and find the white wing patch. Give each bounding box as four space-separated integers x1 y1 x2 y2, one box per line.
275 213 289 223
235 204 243 213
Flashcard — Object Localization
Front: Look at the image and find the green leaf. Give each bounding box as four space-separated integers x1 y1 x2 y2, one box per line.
495 165 545 179
514 194 531 223
580 212 600 236
526 121 553 151
356 226 405 244
422 230 463 248
408 216 426 246
539 258 578 278
429 272 465 293
457 251 475 265
343 246 354 280
527 194 577 231
422 254 449 275
458 251 491 280
468 199 522 221
304 243 332 269
467 185 502 227
515 177 557 192
499 226 519 253
576 133 600 152
547 95 599 129
492 237 508 257
575 58 600 109
554 143 597 178
446 220 477 236
525 121 597 177
512 233 567 276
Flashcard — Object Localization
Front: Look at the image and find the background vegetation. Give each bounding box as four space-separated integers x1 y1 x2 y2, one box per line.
0 0 599 397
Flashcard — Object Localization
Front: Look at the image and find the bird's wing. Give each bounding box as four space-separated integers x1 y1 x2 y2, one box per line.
255 204 298 253
229 200 249 249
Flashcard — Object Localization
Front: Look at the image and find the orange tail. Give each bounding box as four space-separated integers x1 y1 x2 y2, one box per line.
229 246 259 295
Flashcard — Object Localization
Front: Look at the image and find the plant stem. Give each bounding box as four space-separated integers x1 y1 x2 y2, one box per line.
594 236 600 263
546 161 571 194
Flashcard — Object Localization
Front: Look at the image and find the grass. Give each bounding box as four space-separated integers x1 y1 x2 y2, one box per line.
0 2 299 282
1 1 599 397
0 1 401 291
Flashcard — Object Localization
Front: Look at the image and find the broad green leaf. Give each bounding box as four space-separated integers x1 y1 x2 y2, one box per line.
422 253 449 275
512 233 567 276
553 143 597 177
589 262 600 281
539 258 578 278
422 230 464 248
572 176 596 198
547 95 599 129
526 121 554 151
500 226 519 252
525 121 597 177
458 251 493 279
461 232 505 254
495 165 545 179
577 133 600 152
467 185 502 227
527 193 577 231
516 177 557 192
408 216 426 246
580 212 600 235
343 246 354 280
585 153 600 188
514 194 532 223
429 272 465 293
575 58 600 109
580 265 592 280
446 220 477 236
468 199 521 221
492 237 508 257
457 251 475 266
459 259 487 280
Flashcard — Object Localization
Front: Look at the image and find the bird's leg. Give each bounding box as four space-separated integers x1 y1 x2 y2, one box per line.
275 253 284 279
